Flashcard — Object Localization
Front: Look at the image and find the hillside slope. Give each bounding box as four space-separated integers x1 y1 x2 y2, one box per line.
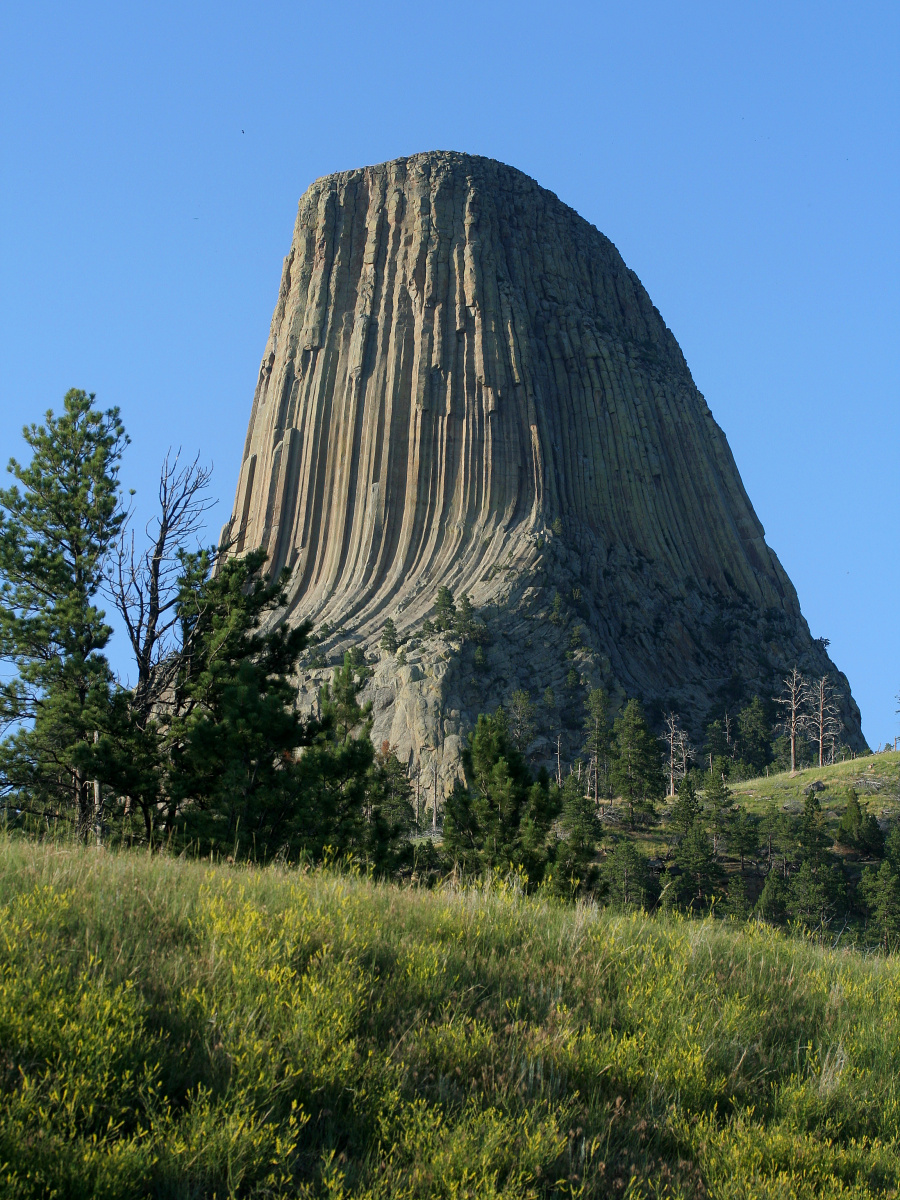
2 841 898 1197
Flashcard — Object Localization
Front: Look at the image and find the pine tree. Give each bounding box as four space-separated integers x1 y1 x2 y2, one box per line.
508 689 537 752
611 699 665 829
786 860 832 928
704 763 734 856
442 708 553 881
756 868 787 924
673 821 723 908
166 549 317 854
364 741 416 871
860 859 900 950
737 696 772 775
583 687 613 812
379 618 398 654
670 774 701 840
454 593 475 638
725 871 751 919
602 840 651 910
434 586 456 632
730 807 759 872
837 788 864 849
553 771 601 894
291 653 377 860
0 390 128 838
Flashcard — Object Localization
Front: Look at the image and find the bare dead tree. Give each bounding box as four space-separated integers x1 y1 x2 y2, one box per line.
107 450 215 725
805 674 842 769
774 666 807 775
662 711 691 797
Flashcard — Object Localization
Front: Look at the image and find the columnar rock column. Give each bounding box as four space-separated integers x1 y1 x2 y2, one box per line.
227 151 864 784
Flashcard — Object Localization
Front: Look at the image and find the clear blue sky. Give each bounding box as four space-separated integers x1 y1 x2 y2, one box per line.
1 1 897 746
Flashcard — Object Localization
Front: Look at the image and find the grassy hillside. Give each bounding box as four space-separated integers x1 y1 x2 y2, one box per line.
728 751 900 821
1 840 899 1199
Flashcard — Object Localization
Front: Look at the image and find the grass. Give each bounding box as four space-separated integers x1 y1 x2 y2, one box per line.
728 751 900 823
2 839 900 1198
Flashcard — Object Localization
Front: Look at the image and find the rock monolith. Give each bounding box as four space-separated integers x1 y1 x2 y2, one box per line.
225 151 864 799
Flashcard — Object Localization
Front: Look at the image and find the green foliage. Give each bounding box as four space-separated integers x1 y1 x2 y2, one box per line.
756 867 788 924
729 806 760 870
786 858 841 929
379 618 398 654
674 821 724 908
433 585 455 632
670 774 701 839
365 741 417 868
7 840 900 1198
737 695 772 774
166 549 316 854
582 687 613 806
553 771 601 894
0 390 128 837
611 698 664 828
507 688 536 752
442 708 556 883
601 839 651 910
704 717 729 762
860 858 900 950
724 869 751 918
704 761 734 855
838 788 885 857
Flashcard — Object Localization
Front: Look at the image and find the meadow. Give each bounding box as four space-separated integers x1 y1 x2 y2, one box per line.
728 752 900 821
1 837 899 1198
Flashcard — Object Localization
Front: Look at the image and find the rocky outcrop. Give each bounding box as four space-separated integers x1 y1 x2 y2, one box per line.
226 151 864 803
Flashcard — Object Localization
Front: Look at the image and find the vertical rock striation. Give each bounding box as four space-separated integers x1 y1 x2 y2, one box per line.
227 151 864 786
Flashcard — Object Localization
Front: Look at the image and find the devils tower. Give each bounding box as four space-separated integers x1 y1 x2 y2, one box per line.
226 151 864 788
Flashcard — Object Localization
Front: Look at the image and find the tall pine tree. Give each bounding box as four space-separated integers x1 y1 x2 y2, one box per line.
0 391 127 837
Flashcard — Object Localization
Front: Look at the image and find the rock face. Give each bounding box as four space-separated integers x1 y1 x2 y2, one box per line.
226 151 864 801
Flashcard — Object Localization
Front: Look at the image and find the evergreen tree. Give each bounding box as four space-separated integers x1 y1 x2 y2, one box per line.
737 696 772 775
837 789 885 857
442 708 554 882
434 586 456 632
553 771 601 894
670 774 701 840
508 689 537 752
837 788 864 848
673 821 723 908
602 839 651 910
704 763 734 856
860 859 900 950
786 860 833 929
379 618 398 654
756 868 787 924
167 549 317 853
291 653 377 859
796 793 832 866
724 871 751 919
611 698 664 828
785 794 844 926
704 718 729 765
364 741 416 871
583 687 614 810
730 807 759 872
454 593 475 638
760 803 793 879
0 390 128 838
